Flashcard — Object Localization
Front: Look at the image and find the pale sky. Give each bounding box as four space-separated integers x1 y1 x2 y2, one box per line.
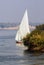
0 0 44 25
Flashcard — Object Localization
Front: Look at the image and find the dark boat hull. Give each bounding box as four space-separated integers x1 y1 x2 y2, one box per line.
16 41 22 44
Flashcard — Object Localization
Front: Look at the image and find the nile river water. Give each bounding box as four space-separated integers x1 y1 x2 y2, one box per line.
0 30 44 65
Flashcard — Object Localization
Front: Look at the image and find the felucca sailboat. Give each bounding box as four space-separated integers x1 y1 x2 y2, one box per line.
15 9 30 44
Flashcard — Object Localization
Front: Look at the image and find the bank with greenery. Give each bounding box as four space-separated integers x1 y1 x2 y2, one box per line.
22 24 44 52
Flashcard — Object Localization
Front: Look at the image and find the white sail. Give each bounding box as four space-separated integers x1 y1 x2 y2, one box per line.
15 9 30 42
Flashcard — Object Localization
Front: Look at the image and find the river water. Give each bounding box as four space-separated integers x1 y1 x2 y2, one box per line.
0 30 44 65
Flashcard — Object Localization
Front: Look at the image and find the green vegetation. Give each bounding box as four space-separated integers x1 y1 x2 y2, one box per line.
22 24 44 52
36 24 44 30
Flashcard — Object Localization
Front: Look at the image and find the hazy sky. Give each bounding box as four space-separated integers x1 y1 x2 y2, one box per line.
0 0 44 25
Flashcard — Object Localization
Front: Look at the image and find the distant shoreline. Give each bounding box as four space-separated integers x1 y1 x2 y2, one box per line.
0 25 35 30
0 27 18 30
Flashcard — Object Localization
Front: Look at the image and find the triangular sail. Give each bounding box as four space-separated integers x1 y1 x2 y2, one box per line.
15 9 30 41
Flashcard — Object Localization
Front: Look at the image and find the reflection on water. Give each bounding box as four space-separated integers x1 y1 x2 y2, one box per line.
23 50 44 65
24 49 42 56
0 30 44 65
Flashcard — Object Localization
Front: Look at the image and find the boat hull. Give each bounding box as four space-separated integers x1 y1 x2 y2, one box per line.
16 41 28 49
16 41 22 44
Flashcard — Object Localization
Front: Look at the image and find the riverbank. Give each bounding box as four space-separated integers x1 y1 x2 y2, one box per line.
27 46 44 53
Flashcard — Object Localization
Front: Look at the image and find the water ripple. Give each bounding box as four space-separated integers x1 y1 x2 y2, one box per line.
0 35 15 39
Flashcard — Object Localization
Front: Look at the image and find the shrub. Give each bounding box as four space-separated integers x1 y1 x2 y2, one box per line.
22 24 44 50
